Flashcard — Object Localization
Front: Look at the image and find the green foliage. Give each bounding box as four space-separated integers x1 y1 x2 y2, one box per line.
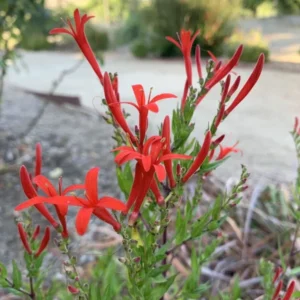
126 0 241 58
85 24 110 51
259 259 275 300
277 0 300 14
131 39 149 58
226 30 270 63
242 0 267 13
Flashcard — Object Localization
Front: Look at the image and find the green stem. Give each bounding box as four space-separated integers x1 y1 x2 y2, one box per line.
4 278 32 298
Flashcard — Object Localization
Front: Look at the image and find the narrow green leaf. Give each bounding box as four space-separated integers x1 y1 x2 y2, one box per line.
12 260 22 290
151 274 177 299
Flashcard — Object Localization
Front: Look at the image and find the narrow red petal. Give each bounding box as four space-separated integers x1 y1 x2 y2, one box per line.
50 28 73 35
132 84 145 107
282 281 295 300
93 207 121 232
142 155 152 171
35 143 42 177
182 131 212 183
206 45 243 90
63 184 85 195
85 167 100 205
150 93 177 103
97 197 127 210
20 165 37 199
154 164 166 182
75 208 94 235
225 54 264 116
33 175 57 197
17 223 32 254
145 103 159 113
35 227 50 257
165 36 181 50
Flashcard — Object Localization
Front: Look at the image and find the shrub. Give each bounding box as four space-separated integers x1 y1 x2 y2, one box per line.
226 30 270 62
277 0 300 14
85 24 110 51
128 0 242 58
131 39 149 58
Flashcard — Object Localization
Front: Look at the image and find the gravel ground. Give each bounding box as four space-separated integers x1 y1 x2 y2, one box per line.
0 85 118 265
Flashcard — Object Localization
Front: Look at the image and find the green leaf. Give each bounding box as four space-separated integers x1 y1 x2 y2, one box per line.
191 212 210 238
211 195 223 220
151 274 177 299
288 266 300 276
148 265 171 278
0 261 7 278
116 163 133 198
200 157 229 173
12 260 22 290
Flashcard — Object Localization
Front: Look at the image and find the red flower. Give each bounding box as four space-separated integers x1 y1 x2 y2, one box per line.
225 54 264 116
17 223 32 255
20 165 59 229
216 142 240 161
162 116 176 188
35 227 50 257
282 281 295 300
114 137 191 222
31 175 85 238
205 45 243 91
50 9 103 84
112 84 176 145
103 73 136 142
16 168 126 235
182 130 212 183
166 29 200 87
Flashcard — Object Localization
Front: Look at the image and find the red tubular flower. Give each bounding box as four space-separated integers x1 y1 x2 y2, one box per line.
282 281 295 300
162 116 176 188
216 142 240 161
150 180 164 206
227 75 241 98
212 135 225 148
31 175 84 238
225 54 265 116
103 73 136 142
35 143 42 177
195 45 203 79
68 285 80 295
35 227 50 257
221 75 231 105
205 45 243 91
182 130 212 183
273 267 283 283
181 79 189 109
113 84 176 145
166 29 200 87
17 223 32 254
50 9 103 83
20 165 59 229
272 280 283 300
32 225 40 240
114 137 191 219
214 104 225 129
16 168 126 235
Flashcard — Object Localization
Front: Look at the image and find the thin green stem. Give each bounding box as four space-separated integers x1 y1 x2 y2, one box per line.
5 278 32 298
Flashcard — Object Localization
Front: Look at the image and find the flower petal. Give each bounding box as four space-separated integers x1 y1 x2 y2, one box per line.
132 84 145 107
35 143 42 177
154 164 166 182
63 184 85 195
142 155 152 172
75 207 94 235
85 167 100 205
145 103 159 113
150 93 177 103
165 36 181 50
97 197 126 210
33 175 57 197
20 165 37 199
50 28 72 36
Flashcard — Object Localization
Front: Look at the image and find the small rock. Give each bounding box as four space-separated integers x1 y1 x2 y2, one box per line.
49 167 63 179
